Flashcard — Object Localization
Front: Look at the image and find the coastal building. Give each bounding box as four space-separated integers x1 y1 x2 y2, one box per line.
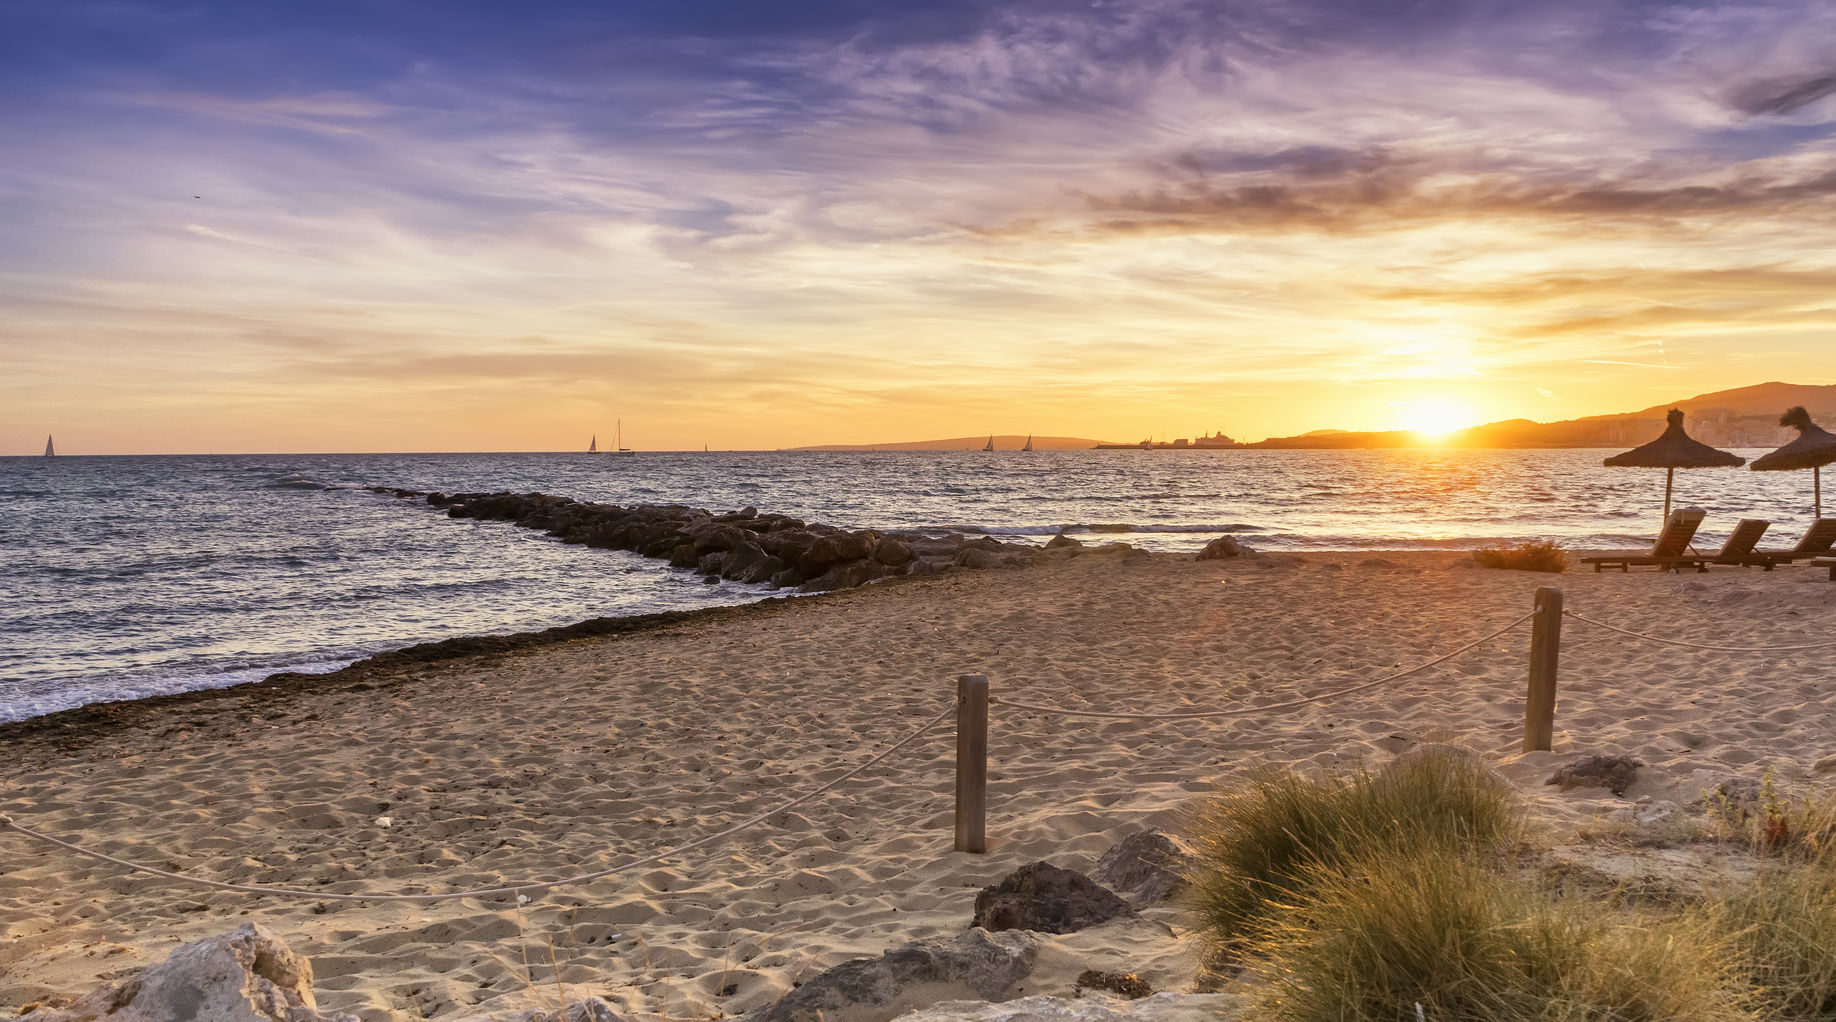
1095 431 1238 450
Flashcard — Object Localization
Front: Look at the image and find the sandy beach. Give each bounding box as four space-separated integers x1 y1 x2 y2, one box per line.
5 549 1836 1020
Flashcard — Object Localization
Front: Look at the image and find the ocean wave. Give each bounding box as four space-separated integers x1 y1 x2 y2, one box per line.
934 522 1268 536
267 473 368 491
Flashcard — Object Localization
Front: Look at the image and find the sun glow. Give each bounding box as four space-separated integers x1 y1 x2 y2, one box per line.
1395 398 1478 439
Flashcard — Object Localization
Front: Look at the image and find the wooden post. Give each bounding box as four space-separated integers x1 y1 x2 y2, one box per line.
1523 588 1563 752
954 673 988 853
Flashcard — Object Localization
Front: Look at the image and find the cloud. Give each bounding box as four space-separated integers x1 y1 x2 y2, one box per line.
1730 71 1836 116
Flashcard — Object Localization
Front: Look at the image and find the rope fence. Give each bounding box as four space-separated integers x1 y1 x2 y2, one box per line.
1561 609 1836 652
990 611 1534 721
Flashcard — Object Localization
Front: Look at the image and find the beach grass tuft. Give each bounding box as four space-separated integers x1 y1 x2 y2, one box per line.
1184 746 1520 953
1715 856 1836 1017
1246 846 1750 1022
1472 540 1568 572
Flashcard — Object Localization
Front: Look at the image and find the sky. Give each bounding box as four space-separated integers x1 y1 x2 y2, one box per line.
4 0 1836 453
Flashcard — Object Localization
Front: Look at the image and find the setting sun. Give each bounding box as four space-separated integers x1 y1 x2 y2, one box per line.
1395 399 1479 438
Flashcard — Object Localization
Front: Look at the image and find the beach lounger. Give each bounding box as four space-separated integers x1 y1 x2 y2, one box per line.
1708 518 1779 570
1758 517 1836 563
1581 507 1708 572
1812 556 1836 580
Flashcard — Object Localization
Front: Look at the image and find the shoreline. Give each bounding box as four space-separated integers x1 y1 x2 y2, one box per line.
0 539 1802 746
0 586 850 751
0 545 1480 743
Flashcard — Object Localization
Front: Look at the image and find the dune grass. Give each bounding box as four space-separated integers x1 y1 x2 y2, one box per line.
1714 857 1836 1019
1472 540 1568 572
1184 747 1520 954
1183 754 1836 1021
1247 847 1750 1022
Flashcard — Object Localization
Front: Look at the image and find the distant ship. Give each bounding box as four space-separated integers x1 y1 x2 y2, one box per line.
610 419 635 456
982 435 994 452
44 435 55 457
587 434 597 453
1022 434 1034 451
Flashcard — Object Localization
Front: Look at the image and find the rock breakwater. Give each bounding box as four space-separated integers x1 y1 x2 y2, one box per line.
367 488 1127 591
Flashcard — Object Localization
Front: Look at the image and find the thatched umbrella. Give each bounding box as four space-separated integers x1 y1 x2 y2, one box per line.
1602 408 1746 521
1750 406 1836 518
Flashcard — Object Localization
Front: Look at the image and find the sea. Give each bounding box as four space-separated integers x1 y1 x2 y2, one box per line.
1 448 1823 723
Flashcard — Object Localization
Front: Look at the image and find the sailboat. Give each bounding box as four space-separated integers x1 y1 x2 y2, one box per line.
609 418 635 456
587 434 598 453
982 435 995 452
44 435 56 457
1022 434 1034 452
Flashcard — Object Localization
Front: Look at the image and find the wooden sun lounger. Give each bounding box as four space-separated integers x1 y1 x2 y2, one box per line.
1757 517 1836 564
1582 507 1708 572
1811 556 1836 580
1708 518 1780 570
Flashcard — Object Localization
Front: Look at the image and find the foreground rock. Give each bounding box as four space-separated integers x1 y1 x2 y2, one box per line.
972 862 1135 934
1075 971 1153 999
21 923 357 1022
900 993 1242 1021
365 488 1061 593
750 929 1037 1022
1547 755 1643 796
1093 830 1191 906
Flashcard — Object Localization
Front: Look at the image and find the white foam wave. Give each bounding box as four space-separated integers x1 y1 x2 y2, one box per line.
936 522 1266 536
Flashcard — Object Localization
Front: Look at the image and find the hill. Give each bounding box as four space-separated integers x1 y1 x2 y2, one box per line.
1248 382 1836 450
791 435 1120 451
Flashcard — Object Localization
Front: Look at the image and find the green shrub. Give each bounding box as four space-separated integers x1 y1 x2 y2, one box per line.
1703 770 1836 858
1248 848 1751 1022
1715 858 1836 1017
1185 747 1520 954
1472 540 1568 573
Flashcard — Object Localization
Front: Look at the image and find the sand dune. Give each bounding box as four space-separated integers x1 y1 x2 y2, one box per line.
4 552 1835 1019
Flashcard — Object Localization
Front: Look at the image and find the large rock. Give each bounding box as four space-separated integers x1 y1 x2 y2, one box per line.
797 531 876 577
873 537 914 567
1194 536 1248 560
800 558 890 592
750 929 1037 1022
972 862 1134 934
904 537 964 559
768 567 806 589
21 923 357 1022
758 528 819 561
688 522 751 556
1093 830 1190 905
899 994 1241 1022
721 541 786 584
955 547 1004 570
